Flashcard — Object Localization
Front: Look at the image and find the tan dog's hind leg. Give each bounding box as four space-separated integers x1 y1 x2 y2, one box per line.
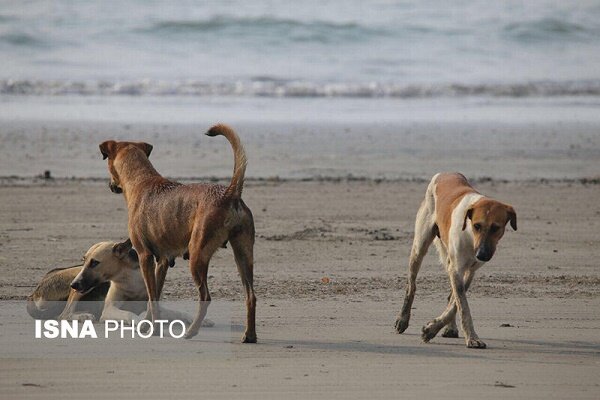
395 197 436 334
230 231 257 343
422 269 475 342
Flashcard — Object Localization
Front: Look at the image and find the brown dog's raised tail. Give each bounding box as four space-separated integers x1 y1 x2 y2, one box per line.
206 124 247 199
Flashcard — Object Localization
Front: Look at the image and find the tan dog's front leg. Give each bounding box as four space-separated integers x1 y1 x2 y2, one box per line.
422 269 475 342
139 252 160 322
448 269 485 348
440 292 459 338
58 289 84 320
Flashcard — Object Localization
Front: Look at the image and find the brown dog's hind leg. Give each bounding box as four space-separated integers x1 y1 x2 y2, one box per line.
395 199 436 334
230 231 257 343
184 231 224 339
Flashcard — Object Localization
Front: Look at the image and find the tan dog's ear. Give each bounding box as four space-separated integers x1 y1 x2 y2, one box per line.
134 142 153 158
506 206 517 231
462 208 473 230
99 140 117 160
112 239 132 259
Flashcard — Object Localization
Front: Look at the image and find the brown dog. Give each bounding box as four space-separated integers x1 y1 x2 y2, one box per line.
394 172 517 348
99 124 256 342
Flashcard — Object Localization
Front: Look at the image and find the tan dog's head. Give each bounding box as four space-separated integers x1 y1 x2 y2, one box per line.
70 239 139 294
462 198 517 262
99 140 153 194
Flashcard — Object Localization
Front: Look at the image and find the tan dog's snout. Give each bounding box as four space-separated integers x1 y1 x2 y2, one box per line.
70 272 98 295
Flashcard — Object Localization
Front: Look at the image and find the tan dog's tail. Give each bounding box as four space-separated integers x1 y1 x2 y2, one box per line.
206 124 247 199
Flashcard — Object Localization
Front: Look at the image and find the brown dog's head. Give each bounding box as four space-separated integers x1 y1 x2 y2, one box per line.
99 140 153 194
70 239 139 294
462 198 517 262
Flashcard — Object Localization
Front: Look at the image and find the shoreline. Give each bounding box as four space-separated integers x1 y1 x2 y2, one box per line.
2 175 600 188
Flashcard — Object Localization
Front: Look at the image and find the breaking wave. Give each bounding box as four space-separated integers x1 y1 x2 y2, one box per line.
3 79 600 98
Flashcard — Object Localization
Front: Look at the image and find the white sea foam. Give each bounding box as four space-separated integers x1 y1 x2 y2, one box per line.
3 79 600 98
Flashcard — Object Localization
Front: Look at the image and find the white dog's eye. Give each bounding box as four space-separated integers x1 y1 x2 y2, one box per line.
89 259 100 268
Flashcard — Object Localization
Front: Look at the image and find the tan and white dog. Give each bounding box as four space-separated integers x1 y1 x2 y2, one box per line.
29 240 202 325
394 172 517 348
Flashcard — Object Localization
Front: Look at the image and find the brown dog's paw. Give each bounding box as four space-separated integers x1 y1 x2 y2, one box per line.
201 318 215 328
183 327 199 340
466 338 487 349
241 332 257 343
394 317 409 334
441 327 459 338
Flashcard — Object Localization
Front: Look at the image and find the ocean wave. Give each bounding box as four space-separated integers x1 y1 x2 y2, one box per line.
0 32 46 47
140 15 385 43
3 79 600 98
504 18 595 42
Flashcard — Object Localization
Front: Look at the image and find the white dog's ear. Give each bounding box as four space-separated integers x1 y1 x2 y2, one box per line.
112 239 132 259
506 205 517 231
462 208 473 230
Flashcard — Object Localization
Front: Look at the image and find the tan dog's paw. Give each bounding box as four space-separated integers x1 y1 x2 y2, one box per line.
466 338 487 349
421 322 440 342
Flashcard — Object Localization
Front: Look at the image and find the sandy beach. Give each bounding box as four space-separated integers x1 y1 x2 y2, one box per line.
1 117 599 398
3 1 600 398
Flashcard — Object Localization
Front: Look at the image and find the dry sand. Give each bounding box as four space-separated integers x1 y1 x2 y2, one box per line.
0 119 599 399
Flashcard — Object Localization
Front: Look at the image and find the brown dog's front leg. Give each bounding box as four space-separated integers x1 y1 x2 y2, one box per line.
155 258 170 300
139 253 160 323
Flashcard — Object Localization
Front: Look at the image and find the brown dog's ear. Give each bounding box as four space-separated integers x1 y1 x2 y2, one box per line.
134 142 153 158
506 206 517 231
99 140 117 160
112 239 132 259
462 208 473 230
